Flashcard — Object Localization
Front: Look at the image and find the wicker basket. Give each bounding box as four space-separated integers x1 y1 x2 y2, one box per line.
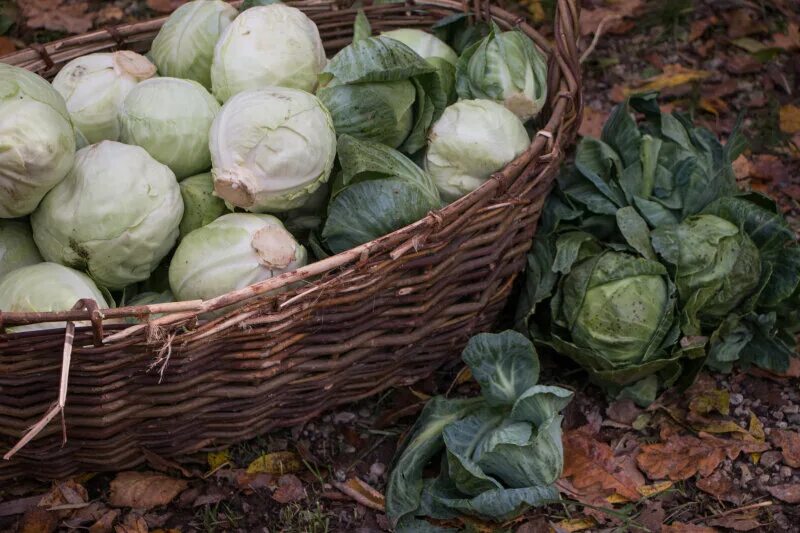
0 0 581 480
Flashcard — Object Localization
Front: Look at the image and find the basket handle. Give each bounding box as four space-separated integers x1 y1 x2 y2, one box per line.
552 0 583 146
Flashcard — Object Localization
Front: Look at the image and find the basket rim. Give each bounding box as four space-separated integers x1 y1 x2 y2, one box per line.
0 0 581 336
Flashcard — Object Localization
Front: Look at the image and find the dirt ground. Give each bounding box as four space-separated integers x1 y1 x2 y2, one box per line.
0 0 799 532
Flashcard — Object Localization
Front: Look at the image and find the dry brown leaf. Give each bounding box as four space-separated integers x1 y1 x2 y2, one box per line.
0 36 15 56
765 483 800 504
628 64 711 95
750 154 789 182
708 515 762 531
732 155 752 181
661 524 718 533
606 399 642 426
114 513 148 533
689 389 729 416
555 517 597 532
769 22 800 50
780 105 800 135
723 8 768 39
332 478 386 512
22 0 94 34
578 106 608 139
560 427 644 503
109 472 188 511
89 509 121 533
271 474 306 504
636 433 768 481
695 469 741 505
689 16 717 42
246 451 303 475
770 429 800 467
96 5 125 25
698 97 730 116
147 0 189 13
578 0 643 37
18 507 58 533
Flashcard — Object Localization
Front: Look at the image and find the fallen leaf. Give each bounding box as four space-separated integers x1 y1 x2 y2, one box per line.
748 412 765 442
732 155 752 180
769 22 800 50
725 54 762 75
207 450 231 471
271 474 305 504
524 0 546 24
606 399 642 426
750 154 789 182
556 517 597 532
560 427 644 503
661 524 718 533
114 513 148 533
88 509 120 533
0 36 15 56
96 5 124 25
780 105 800 134
696 469 741 504
638 501 665 533
638 480 673 498
146 0 189 13
18 507 58 533
579 106 608 139
689 389 730 416
688 16 717 42
628 64 711 95
723 8 767 39
578 0 643 37
765 483 800 504
708 514 762 531
109 472 188 511
636 433 768 481
246 451 303 475
332 478 385 512
235 471 276 492
770 429 800 467
22 0 94 34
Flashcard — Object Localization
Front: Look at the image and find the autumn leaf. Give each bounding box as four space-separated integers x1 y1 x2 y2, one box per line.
109 472 188 511
556 517 598 532
332 478 385 512
207 449 232 471
708 514 762 531
18 507 58 533
627 64 711 95
732 155 752 181
113 513 148 533
765 483 800 504
146 0 189 13
769 22 800 51
560 427 644 503
0 36 15 56
578 0 643 37
695 469 741 504
769 429 800 467
779 105 800 135
661 524 718 533
246 451 303 475
636 433 768 481
271 474 306 504
579 106 609 139
688 17 717 42
689 389 730 416
22 0 94 34
88 509 120 533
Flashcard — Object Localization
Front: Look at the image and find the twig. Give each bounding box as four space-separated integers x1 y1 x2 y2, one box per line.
580 15 621 64
331 479 385 512
695 500 773 524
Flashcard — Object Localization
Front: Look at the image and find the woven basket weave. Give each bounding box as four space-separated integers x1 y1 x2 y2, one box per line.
0 0 581 480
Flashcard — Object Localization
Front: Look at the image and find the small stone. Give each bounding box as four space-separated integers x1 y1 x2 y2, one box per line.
777 421 788 429
334 469 346 482
734 406 747 417
342 445 356 454
739 464 754 485
370 462 386 478
333 412 357 424
758 474 771 485
752 399 761 407
761 451 782 469
358 408 371 418
787 414 800 425
783 404 800 415
773 410 785 421
781 466 793 479
322 415 332 423
772 473 783 484
730 393 744 406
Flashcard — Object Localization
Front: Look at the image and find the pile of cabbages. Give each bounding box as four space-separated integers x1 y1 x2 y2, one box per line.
0 0 549 328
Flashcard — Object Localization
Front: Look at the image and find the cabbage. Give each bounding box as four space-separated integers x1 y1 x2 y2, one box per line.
179 172 229 239
31 141 183 290
0 262 111 332
382 28 458 102
0 219 43 280
149 0 238 89
0 64 76 218
317 36 446 154
120 77 220 179
52 51 157 144
169 213 307 301
456 23 548 121
425 99 529 202
209 87 336 213
211 4 326 102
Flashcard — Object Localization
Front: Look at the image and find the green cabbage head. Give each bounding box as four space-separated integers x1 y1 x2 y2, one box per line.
209 87 336 213
0 219 43 280
211 4 326 102
31 141 183 290
0 262 111 332
0 64 76 218
456 23 548 121
52 51 157 144
169 213 308 302
149 0 238 89
178 172 229 239
120 77 220 179
425 99 529 202
382 28 458 102
652 214 762 332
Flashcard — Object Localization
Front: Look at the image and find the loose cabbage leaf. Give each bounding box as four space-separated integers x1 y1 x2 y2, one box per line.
461 331 539 406
353 9 372 43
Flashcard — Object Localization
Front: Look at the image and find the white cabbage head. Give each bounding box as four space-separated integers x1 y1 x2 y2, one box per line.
169 213 307 302
178 172 229 239
120 77 220 179
381 29 458 66
211 4 326 102
52 51 157 144
210 87 336 213
31 141 184 290
425 99 529 202
0 64 76 218
0 219 43 280
149 0 238 89
0 262 111 332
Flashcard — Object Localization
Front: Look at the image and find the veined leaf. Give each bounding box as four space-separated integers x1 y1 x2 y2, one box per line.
461 331 540 405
